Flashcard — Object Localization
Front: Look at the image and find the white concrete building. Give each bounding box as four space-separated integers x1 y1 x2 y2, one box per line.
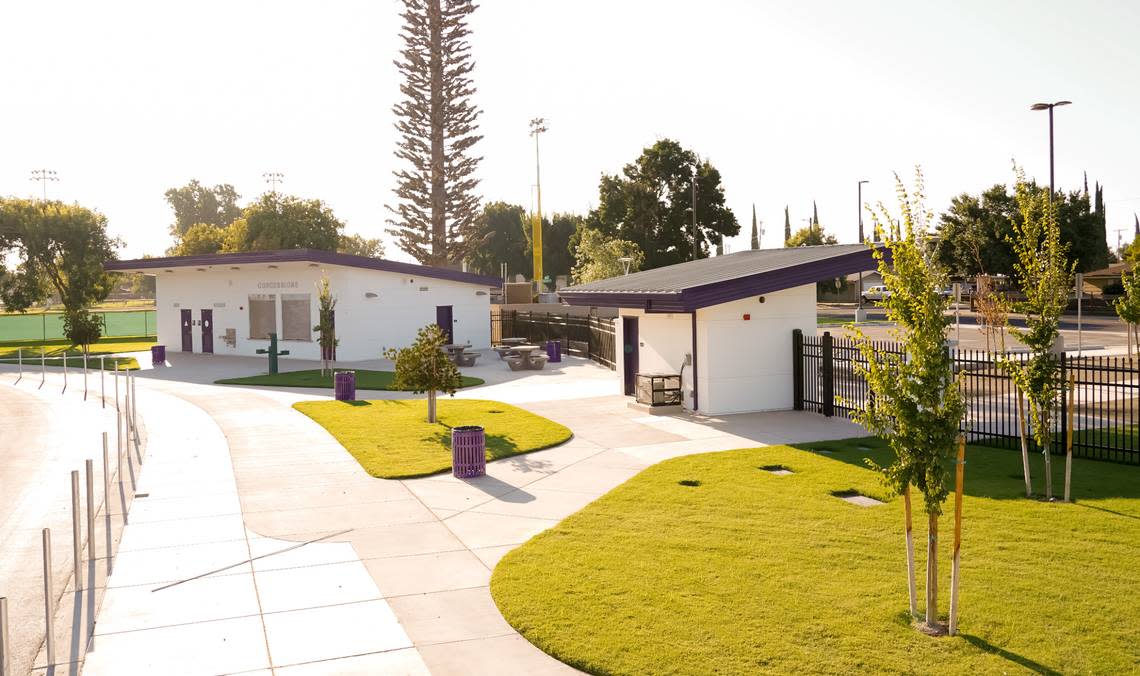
107 249 499 361
560 244 878 416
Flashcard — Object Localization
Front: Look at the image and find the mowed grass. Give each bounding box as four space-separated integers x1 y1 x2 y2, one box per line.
293 398 572 479
0 335 155 358
491 437 1140 675
216 368 484 390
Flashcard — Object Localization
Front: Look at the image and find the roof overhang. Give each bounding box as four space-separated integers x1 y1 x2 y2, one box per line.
104 249 501 287
562 247 883 312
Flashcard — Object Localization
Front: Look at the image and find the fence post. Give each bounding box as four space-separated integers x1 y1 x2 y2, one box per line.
1058 353 1067 460
792 329 804 411
71 471 81 587
0 596 10 676
85 459 95 561
42 528 54 668
821 331 834 417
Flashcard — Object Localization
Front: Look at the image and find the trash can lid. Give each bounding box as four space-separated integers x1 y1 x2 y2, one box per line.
451 425 484 432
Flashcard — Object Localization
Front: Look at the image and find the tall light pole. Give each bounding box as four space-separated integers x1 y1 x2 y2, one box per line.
1030 100 1071 205
857 179 870 317
263 171 284 194
691 165 699 261
30 169 58 201
529 118 547 293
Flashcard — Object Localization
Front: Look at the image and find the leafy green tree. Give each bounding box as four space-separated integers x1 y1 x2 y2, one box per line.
572 228 643 283
1112 264 1140 358
786 224 846 294
235 193 344 251
387 0 483 266
590 139 739 269
1003 168 1075 501
1122 236 1140 263
851 169 964 631
62 309 105 355
937 182 1109 276
0 199 119 322
383 324 462 423
168 222 227 256
313 277 339 375
164 180 241 237
337 233 385 258
530 212 581 280
466 202 530 278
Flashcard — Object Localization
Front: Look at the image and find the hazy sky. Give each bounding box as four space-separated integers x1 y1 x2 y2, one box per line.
3 0 1138 261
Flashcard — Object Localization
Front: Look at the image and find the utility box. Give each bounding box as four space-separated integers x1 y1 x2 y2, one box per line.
504 282 532 304
636 373 682 406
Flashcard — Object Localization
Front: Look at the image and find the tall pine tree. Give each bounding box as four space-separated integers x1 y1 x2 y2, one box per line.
388 0 484 267
750 204 760 249
784 206 791 245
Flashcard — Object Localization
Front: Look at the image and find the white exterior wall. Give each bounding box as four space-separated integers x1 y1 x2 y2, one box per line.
613 283 816 416
153 262 491 361
696 283 816 415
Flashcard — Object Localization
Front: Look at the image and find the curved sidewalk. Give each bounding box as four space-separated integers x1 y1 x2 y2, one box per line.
114 364 864 675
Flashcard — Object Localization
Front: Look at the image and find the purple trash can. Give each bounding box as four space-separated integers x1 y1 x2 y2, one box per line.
451 425 486 478
333 370 356 401
150 344 166 367
545 339 562 363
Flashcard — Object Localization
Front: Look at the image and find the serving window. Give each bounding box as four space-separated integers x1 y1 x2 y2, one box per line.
248 294 277 339
281 293 312 341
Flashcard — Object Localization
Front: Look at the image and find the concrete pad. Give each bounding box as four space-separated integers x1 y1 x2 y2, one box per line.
262 599 413 666
364 549 491 597
94 569 262 634
442 511 559 550
348 520 467 559
401 477 517 512
255 559 381 614
470 544 518 569
108 540 253 587
470 487 603 521
122 491 243 524
246 498 436 534
386 587 515 645
275 648 430 675
114 512 248 549
417 632 581 675
247 534 361 572
837 493 885 507
524 461 643 495
82 615 271 676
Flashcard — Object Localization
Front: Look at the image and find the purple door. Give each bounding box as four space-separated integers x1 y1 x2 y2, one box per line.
180 309 193 352
622 316 639 396
436 305 454 344
200 309 214 354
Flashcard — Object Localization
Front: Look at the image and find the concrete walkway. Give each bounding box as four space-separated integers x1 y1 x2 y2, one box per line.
63 353 864 674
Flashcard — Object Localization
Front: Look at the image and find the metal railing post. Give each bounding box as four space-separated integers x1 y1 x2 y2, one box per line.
15 348 21 384
0 596 10 676
40 347 46 388
85 459 95 559
71 471 81 586
62 349 67 394
42 528 54 667
131 368 139 449
100 356 105 408
83 352 88 400
102 432 110 511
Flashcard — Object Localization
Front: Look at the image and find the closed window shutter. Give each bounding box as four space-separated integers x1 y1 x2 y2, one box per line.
249 294 277 339
281 293 311 341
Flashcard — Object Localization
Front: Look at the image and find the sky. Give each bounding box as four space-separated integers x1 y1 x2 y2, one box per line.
3 0 1139 261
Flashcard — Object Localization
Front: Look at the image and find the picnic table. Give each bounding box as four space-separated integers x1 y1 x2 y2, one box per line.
504 344 549 371
499 337 528 346
443 344 480 366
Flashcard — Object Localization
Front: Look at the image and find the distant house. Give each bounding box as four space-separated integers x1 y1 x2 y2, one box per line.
559 244 878 415
105 249 499 361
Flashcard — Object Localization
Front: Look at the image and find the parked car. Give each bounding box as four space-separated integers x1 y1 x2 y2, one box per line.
861 285 891 303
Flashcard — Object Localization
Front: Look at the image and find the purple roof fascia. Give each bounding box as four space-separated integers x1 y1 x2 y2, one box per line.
104 249 501 287
562 248 884 312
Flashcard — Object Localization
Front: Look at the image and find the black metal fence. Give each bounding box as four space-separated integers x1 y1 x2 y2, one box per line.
793 329 1140 465
491 310 616 369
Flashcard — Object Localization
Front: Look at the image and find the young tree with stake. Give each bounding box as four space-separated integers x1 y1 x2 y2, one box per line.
851 170 965 633
313 277 338 377
383 324 462 423
1003 168 1074 501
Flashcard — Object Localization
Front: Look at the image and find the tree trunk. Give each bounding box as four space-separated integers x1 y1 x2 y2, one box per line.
903 485 918 619
1043 425 1054 501
427 390 437 423
926 511 939 628
1015 386 1033 498
427 0 446 265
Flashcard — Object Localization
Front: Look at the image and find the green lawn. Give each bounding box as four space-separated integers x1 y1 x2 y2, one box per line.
217 368 484 391
0 336 148 370
294 398 572 478
491 437 1140 675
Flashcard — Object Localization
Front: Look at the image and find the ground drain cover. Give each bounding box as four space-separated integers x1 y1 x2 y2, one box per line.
831 490 883 507
678 479 702 487
760 465 793 476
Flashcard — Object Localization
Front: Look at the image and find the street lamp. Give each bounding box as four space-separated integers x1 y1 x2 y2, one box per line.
619 256 633 275
1029 100 1071 205
857 179 870 320
690 165 699 261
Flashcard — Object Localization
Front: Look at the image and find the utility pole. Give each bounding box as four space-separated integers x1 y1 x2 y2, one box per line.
529 118 547 293
263 171 284 194
29 169 58 201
